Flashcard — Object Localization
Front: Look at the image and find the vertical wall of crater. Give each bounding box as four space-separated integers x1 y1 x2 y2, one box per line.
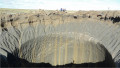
0 14 120 67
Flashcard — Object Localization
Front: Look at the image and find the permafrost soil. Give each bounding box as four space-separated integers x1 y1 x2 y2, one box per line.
0 10 120 67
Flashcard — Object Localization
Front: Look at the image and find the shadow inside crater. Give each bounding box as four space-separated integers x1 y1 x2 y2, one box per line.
0 48 116 67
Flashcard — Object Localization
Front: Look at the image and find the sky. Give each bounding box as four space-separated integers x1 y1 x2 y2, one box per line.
0 0 120 10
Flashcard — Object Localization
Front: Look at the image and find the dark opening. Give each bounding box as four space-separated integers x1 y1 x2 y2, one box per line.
0 46 115 67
